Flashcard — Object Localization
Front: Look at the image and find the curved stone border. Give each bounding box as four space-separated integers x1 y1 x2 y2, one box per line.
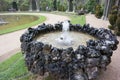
20 21 119 80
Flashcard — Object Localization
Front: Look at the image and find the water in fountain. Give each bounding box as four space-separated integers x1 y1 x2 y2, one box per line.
37 21 96 50
55 20 73 46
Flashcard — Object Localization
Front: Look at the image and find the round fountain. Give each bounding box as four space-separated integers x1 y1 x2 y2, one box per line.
20 21 119 80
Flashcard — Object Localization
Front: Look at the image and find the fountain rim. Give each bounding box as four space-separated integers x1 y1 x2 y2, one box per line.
20 22 118 51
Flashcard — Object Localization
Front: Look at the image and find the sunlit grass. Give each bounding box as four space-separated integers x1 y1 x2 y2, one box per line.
51 11 86 25
0 52 30 80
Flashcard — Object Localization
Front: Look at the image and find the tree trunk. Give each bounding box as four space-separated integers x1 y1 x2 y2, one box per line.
68 0 73 12
102 0 110 20
18 0 21 11
102 0 116 20
29 0 32 11
53 0 57 11
72 0 76 12
35 0 40 12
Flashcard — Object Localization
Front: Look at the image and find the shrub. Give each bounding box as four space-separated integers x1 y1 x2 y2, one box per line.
113 13 120 36
116 14 120 31
111 6 118 14
114 27 120 36
95 5 103 18
58 5 67 11
76 4 83 10
116 31 120 36
108 5 118 27
108 25 114 30
57 0 67 11
108 14 117 26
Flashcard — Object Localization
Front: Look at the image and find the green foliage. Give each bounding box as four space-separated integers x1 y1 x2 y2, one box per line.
0 0 10 11
0 0 29 11
39 0 54 11
111 6 118 14
108 5 118 27
18 0 29 11
41 2 47 11
57 0 67 11
95 5 103 18
108 5 120 36
57 5 67 11
85 0 97 13
108 14 117 26
116 14 120 31
76 4 83 10
115 31 120 36
108 25 114 30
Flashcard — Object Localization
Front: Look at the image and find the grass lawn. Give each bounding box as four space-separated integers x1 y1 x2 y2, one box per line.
51 11 86 25
0 52 44 80
0 15 46 35
0 12 86 80
0 52 30 80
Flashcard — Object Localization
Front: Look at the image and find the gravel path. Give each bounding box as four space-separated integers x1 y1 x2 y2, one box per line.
86 14 110 29
0 13 69 62
86 14 120 80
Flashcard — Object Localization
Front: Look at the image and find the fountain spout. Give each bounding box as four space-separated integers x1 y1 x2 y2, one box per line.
56 20 73 46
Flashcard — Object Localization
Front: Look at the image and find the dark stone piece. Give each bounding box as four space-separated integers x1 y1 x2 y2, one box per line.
85 67 99 80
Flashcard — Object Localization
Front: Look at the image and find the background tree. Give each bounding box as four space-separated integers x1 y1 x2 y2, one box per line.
0 0 10 11
17 0 29 11
68 0 73 11
57 0 67 11
85 0 97 13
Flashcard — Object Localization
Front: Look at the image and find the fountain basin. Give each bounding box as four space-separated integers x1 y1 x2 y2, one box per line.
20 21 119 80
37 31 96 50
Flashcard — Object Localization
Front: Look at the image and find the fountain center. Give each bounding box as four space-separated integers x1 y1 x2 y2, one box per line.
56 21 73 46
